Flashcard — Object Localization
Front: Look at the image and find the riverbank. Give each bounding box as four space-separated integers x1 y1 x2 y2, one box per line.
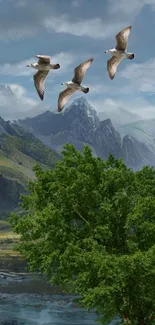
0 220 26 271
0 221 98 324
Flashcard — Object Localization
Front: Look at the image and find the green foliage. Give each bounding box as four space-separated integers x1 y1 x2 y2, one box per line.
10 144 155 325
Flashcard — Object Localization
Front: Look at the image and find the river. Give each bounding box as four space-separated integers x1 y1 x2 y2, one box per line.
0 271 97 325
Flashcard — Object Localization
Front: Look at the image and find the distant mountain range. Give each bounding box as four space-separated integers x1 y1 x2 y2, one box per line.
0 95 154 216
98 105 141 127
17 96 155 171
119 119 155 149
0 116 60 217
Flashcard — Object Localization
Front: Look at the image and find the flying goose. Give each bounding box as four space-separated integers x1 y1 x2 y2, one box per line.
27 55 60 100
104 26 135 80
58 58 93 112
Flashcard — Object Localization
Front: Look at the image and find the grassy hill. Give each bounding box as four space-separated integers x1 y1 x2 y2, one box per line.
0 220 19 257
0 119 60 218
0 118 61 262
0 219 24 269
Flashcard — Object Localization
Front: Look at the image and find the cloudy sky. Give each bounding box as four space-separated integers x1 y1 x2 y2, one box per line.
0 0 155 124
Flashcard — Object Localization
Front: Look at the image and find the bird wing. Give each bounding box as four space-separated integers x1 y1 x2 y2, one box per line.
35 55 51 64
58 88 76 112
107 56 123 80
72 58 94 84
115 26 132 51
33 70 49 100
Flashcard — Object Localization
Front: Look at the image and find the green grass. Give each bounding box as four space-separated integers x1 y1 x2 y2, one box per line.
0 250 20 257
0 231 19 239
0 131 60 185
0 153 36 185
0 220 20 257
0 219 11 229
0 129 60 217
0 138 47 186
0 125 60 240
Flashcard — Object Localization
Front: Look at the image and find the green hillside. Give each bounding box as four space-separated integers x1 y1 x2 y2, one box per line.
0 121 60 217
0 133 60 185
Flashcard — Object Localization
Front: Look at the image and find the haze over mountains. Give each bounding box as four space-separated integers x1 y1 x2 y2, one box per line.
18 96 155 171
98 104 141 127
0 83 154 169
119 119 155 148
0 88 154 216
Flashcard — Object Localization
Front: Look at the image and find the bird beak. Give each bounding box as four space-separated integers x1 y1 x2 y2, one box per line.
104 51 107 53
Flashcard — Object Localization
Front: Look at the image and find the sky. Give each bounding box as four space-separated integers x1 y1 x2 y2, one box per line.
1 0 155 124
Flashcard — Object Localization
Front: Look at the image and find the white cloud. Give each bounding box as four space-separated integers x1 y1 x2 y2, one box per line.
51 52 77 72
0 26 37 41
71 0 82 7
120 58 155 94
44 15 127 39
0 84 45 121
0 58 34 76
0 0 154 42
0 52 77 77
108 0 155 15
89 96 155 126
15 0 27 7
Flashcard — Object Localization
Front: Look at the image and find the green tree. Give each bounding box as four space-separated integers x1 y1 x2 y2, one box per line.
10 144 155 325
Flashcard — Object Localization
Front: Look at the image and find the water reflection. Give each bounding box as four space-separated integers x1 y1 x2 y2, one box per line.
0 293 97 325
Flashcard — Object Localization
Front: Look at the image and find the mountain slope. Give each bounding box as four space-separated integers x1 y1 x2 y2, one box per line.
18 96 155 171
0 117 60 217
119 119 155 149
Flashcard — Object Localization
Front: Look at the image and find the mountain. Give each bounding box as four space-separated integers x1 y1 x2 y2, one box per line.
0 117 60 217
119 119 155 149
121 135 155 168
18 97 99 154
18 96 155 171
98 104 141 127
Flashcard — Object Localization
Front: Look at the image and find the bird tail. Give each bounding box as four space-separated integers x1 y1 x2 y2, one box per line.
127 53 135 60
82 87 89 94
51 64 60 69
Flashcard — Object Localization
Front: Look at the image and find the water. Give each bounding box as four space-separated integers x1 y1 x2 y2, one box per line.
0 272 97 325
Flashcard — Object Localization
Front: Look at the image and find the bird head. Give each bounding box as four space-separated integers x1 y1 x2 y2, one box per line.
26 64 32 67
104 50 110 54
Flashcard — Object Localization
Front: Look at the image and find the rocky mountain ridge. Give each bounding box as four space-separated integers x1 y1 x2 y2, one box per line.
18 96 155 171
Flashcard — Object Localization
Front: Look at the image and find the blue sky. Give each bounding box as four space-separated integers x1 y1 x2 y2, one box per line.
0 0 155 123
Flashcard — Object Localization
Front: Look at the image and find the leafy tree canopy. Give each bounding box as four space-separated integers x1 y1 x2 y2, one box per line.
10 144 155 325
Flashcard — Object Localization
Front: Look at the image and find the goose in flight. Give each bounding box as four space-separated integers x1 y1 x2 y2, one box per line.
58 58 93 112
104 26 135 80
27 55 60 100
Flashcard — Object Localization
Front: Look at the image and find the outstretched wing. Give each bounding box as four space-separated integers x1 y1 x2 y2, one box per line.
58 88 76 112
35 55 51 64
33 70 49 100
115 26 132 51
107 56 123 80
72 58 93 85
